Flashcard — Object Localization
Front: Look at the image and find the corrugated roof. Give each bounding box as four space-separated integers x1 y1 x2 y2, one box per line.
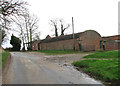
40 32 83 43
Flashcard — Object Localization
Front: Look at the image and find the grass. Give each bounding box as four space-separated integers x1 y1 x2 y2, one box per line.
72 50 119 85
72 60 119 84
1 51 10 64
35 50 85 55
83 50 119 59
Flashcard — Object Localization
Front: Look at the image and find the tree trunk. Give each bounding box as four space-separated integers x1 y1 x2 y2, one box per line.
55 25 58 37
25 19 29 46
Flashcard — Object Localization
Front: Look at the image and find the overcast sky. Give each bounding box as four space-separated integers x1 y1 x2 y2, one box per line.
2 0 120 48
26 0 119 38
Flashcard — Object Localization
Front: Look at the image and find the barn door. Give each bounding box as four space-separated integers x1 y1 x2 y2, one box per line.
79 43 82 51
38 43 40 50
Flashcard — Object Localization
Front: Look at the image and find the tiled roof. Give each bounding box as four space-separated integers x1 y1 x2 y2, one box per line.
40 32 83 43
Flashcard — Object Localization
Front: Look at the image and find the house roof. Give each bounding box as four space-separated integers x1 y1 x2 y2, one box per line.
40 32 83 43
45 35 51 39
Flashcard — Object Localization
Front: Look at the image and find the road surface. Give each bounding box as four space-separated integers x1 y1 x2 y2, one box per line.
3 52 103 84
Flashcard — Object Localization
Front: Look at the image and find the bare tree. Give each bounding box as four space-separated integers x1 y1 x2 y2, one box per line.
59 19 70 35
33 32 41 41
13 17 25 49
26 14 40 50
50 19 58 37
50 18 70 37
0 0 27 46
0 0 27 29
14 12 40 50
0 29 6 46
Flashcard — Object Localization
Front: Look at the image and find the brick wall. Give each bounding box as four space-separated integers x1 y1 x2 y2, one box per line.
80 30 102 51
32 41 39 50
104 41 119 50
39 30 102 51
32 31 119 51
40 39 78 50
102 35 120 50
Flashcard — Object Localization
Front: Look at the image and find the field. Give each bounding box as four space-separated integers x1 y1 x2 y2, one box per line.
72 50 119 85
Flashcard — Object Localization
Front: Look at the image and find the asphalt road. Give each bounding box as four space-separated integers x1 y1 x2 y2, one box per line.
7 52 103 84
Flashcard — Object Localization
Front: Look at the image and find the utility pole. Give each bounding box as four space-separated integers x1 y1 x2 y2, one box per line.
72 17 75 51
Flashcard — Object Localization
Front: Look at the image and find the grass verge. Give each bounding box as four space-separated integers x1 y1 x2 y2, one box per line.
72 50 119 85
83 50 119 59
35 50 86 55
1 51 10 65
72 59 119 85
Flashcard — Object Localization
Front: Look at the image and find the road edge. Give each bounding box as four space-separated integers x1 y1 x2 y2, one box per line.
2 53 13 84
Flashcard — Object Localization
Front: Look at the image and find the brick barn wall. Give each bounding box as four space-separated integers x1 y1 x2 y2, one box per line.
80 30 102 51
32 41 38 50
39 39 79 50
102 35 120 50
32 31 119 51
39 30 102 51
104 41 119 50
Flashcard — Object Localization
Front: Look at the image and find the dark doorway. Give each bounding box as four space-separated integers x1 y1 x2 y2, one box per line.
38 43 40 50
79 43 82 51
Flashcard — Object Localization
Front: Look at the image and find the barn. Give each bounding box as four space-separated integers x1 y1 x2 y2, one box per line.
102 35 120 51
33 30 102 51
32 40 41 51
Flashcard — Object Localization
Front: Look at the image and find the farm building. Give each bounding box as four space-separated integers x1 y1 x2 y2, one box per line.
32 40 41 51
32 30 103 51
102 35 120 50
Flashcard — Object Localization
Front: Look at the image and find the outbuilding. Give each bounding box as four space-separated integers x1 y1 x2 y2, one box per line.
102 35 120 50
34 30 102 51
